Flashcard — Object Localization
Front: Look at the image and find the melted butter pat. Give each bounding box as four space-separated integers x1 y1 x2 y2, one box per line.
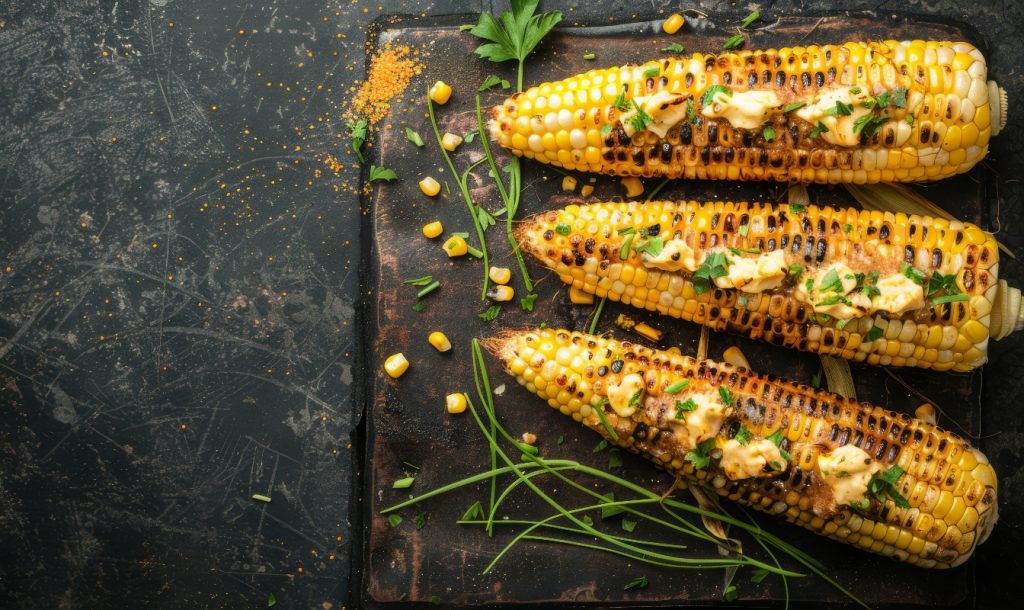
817 445 881 506
642 238 701 273
713 249 788 293
606 373 645 418
701 90 780 130
794 87 873 147
795 263 871 318
621 90 690 138
719 438 785 480
872 273 926 314
671 390 729 447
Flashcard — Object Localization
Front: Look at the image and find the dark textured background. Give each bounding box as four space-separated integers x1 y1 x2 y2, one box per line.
0 1 1021 609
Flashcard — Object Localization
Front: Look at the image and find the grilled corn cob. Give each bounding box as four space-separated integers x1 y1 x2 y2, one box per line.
490 40 1007 183
485 328 998 568
518 200 1005 372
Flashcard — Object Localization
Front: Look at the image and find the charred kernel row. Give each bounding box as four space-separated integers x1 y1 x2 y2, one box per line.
491 40 994 184
517 200 999 372
486 328 998 568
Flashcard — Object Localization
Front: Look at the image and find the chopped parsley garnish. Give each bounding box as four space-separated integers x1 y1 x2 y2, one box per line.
675 398 698 419
724 585 738 602
738 221 750 236
718 385 733 407
600 124 613 136
762 125 776 141
788 263 803 278
462 501 485 520
864 324 884 342
863 270 881 298
554 221 571 235
819 268 844 293
927 271 962 299
891 87 908 108
430 595 442 606
463 130 477 143
268 593 277 607
412 301 426 312
557 434 565 445
662 42 685 53
635 236 665 257
592 399 620 441
388 514 403 528
519 293 538 312
415 512 427 530
932 293 970 305
612 89 629 111
624 575 649 591
608 447 623 468
825 100 854 116
628 388 644 408
764 428 792 461
723 34 745 51
665 379 690 394
874 91 891 109
734 425 753 445
906 114 915 126
866 465 911 508
808 121 830 138
853 113 889 137
900 262 925 285
392 476 415 489
621 518 637 532
686 98 698 124
692 251 730 294
593 439 610 453
619 233 635 260
729 247 762 255
849 86 862 95
740 10 761 29
642 66 661 78
843 223 853 233
347 118 368 162
600 491 626 518
782 101 806 113
804 278 814 293
701 85 733 107
685 438 717 470
405 127 425 147
819 294 852 306
369 165 398 182
789 203 806 214
478 305 501 321
617 226 636 236
627 101 653 132
479 74 511 91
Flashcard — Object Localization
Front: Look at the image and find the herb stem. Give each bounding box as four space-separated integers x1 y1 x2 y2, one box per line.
428 91 489 299
588 296 607 334
416 281 441 299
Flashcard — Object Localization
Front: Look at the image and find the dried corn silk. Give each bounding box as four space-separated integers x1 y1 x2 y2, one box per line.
348 43 423 124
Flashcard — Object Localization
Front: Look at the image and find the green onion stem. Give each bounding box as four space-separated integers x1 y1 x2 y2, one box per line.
460 518 691 551
475 96 534 292
645 178 672 202
428 91 489 299
416 281 441 299
588 296 607 334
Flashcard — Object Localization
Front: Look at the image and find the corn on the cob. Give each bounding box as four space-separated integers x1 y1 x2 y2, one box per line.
490 40 1007 183
485 328 998 568
517 200 1002 372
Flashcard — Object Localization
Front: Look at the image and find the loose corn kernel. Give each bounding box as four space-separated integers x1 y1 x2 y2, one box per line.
428 331 452 352
489 266 512 285
634 322 663 342
443 235 468 257
445 392 467 414
419 176 441 197
561 175 577 192
915 403 937 425
521 432 538 445
384 353 409 378
662 13 685 34
441 132 463 151
487 285 515 302
723 346 750 369
421 221 443 238
569 286 595 305
621 177 644 198
580 184 595 196
429 81 452 105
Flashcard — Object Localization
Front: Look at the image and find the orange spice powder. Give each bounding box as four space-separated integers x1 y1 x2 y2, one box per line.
347 42 424 124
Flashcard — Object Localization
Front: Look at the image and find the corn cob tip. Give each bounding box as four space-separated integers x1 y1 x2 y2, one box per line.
989 80 1008 136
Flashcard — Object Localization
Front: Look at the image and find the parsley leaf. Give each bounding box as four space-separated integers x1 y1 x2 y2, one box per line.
665 380 689 394
642 65 661 78
701 84 732 107
734 424 753 445
864 325 884 342
414 512 427 530
685 438 717 470
627 388 644 408
724 584 738 602
789 204 806 214
627 100 653 132
853 113 889 137
621 517 637 532
718 385 733 407
369 165 398 182
819 268 844 293
520 293 538 312
675 398 698 419
612 89 629 111
825 100 854 116
636 236 664 257
347 118 368 163
892 87 908 108
624 575 649 591
788 263 803 278
554 221 571 235
467 0 563 73
478 305 501 321
927 271 961 298
608 447 624 468
723 34 745 51
740 10 761 29
479 74 511 91
808 120 830 138
863 270 881 299
388 514 403 528
600 491 626 518
692 250 730 294
686 98 698 124
405 127 424 147
900 262 925 285
782 101 806 112
866 465 911 508
906 114 915 126
762 125 776 141
662 42 685 53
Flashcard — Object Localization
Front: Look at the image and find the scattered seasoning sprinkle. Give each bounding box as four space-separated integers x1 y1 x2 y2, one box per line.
347 43 424 125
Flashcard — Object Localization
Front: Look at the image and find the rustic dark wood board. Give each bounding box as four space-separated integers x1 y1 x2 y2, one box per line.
362 12 988 608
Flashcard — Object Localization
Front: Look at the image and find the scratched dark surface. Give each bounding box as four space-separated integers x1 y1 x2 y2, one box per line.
1 1 1023 610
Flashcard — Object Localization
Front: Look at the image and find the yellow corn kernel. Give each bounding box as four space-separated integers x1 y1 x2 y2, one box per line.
521 432 538 445
915 404 937 425
723 346 750 369
569 286 595 305
488 285 515 301
384 353 409 378
489 266 512 285
441 132 463 151
621 177 644 198
634 322 663 342
419 176 441 197
421 221 443 238
445 392 467 414
662 13 685 34
562 175 578 192
429 81 452 105
580 184 595 196
428 331 452 352
443 235 468 257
